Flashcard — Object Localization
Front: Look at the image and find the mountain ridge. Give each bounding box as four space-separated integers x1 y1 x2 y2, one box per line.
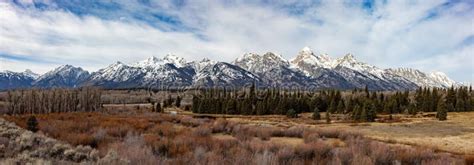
0 47 461 90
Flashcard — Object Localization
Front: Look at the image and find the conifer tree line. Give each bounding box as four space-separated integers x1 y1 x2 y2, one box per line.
191 85 473 121
5 88 102 115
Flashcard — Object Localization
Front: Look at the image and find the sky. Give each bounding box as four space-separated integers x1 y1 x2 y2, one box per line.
0 0 473 83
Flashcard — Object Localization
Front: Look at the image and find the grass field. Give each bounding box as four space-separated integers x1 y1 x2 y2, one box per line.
1 105 472 164
100 104 474 156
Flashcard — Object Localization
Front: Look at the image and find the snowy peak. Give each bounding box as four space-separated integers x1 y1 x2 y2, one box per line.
39 65 89 79
193 62 261 87
189 58 217 72
134 56 161 68
262 52 288 65
23 69 39 79
0 47 460 90
162 54 187 67
133 54 187 68
300 46 313 55
89 61 143 83
386 68 456 88
291 47 333 69
234 52 289 74
34 65 90 88
0 70 35 90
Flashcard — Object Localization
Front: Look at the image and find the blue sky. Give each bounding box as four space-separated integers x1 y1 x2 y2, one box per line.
0 0 473 83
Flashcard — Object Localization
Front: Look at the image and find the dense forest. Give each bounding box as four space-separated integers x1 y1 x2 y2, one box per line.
192 85 473 121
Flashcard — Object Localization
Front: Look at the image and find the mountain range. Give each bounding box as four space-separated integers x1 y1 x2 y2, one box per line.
0 47 459 91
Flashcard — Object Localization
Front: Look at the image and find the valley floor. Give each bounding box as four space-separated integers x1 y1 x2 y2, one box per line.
1 105 473 164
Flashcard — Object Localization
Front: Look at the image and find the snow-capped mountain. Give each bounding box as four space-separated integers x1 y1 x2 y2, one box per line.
133 54 187 68
0 47 460 90
187 58 217 73
0 70 36 90
193 62 262 87
234 52 310 86
386 68 456 88
290 48 418 90
290 47 333 72
33 65 90 88
85 62 144 88
23 69 40 79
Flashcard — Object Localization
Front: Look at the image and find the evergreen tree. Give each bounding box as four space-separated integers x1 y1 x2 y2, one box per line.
313 107 321 120
336 100 345 114
364 85 369 98
352 105 362 121
286 109 297 118
326 111 331 124
27 116 39 132
407 102 417 115
328 99 337 113
367 103 377 122
436 99 448 121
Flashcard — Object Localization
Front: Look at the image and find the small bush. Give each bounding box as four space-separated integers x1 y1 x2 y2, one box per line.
286 109 298 118
27 116 39 132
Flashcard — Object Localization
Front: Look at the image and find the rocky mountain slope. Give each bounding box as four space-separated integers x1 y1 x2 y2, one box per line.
0 70 36 90
33 65 90 88
0 47 460 90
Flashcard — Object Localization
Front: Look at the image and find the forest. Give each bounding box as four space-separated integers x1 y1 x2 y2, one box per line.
192 85 473 121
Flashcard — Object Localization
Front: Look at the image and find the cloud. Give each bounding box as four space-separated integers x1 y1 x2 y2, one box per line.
0 0 472 83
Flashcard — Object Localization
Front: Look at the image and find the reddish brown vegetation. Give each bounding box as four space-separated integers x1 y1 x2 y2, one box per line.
3 112 465 164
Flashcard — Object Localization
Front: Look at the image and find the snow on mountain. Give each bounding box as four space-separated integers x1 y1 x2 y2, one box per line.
86 62 144 88
163 54 187 68
0 49 460 90
0 70 35 90
23 69 40 79
234 52 312 86
386 68 456 88
187 58 217 73
133 54 187 69
290 47 337 79
234 52 289 73
193 62 262 87
140 63 194 87
33 65 90 88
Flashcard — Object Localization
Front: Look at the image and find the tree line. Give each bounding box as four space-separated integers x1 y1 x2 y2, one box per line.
5 88 102 115
192 85 473 121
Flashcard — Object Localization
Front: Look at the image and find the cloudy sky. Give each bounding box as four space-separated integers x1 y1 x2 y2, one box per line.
0 0 473 83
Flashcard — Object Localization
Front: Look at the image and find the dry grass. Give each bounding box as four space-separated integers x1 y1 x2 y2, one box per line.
2 109 468 164
344 112 474 155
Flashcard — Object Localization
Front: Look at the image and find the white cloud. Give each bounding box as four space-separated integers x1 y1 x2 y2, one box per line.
0 1 472 83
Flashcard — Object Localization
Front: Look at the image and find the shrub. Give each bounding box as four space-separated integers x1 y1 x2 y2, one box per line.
27 116 39 132
193 126 212 137
312 107 321 120
286 109 298 118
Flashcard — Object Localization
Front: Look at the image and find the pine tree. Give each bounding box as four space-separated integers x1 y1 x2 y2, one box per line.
352 105 361 121
27 116 39 132
436 99 448 121
313 107 321 120
326 111 331 124
367 103 377 122
336 100 345 114
328 99 337 113
455 99 465 112
286 109 297 118
361 108 368 122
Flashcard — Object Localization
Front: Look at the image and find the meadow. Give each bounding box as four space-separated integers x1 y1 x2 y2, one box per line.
2 104 472 164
